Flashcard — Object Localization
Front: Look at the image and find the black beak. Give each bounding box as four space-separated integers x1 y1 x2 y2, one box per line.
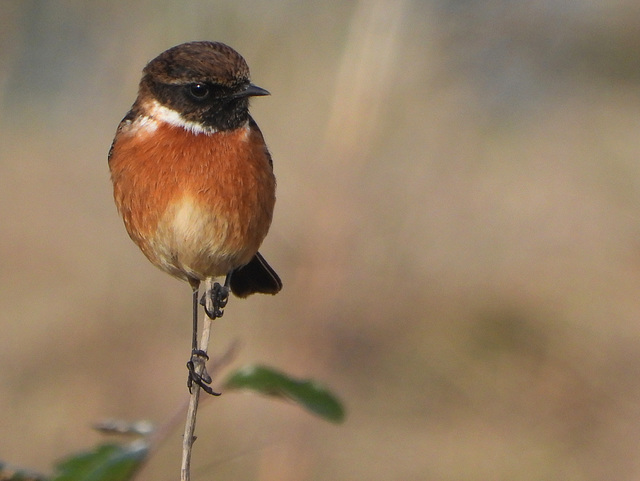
233 83 270 99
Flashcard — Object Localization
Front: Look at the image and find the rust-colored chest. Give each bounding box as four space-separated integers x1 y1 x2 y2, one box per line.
109 118 276 280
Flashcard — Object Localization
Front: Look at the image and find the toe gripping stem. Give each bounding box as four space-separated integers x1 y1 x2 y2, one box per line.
187 349 220 396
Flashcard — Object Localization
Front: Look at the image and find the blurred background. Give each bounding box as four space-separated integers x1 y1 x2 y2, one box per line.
3 0 640 479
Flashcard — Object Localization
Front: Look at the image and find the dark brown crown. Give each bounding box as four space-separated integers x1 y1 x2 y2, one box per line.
136 41 266 131
143 41 250 87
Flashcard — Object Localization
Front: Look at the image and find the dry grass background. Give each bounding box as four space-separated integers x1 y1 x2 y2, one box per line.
3 1 640 480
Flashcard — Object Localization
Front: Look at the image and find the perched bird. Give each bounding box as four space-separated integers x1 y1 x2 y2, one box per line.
108 41 282 394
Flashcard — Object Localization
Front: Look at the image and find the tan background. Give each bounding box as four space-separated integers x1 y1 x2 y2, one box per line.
3 1 640 480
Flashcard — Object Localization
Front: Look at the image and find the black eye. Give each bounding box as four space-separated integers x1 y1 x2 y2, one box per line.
188 83 210 100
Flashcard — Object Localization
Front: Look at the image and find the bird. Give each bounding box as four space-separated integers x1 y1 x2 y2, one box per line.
108 41 282 394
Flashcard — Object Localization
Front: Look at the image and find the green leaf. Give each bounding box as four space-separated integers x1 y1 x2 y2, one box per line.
51 443 148 481
223 365 346 423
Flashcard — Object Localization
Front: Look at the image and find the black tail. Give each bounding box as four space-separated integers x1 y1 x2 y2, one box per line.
229 252 282 298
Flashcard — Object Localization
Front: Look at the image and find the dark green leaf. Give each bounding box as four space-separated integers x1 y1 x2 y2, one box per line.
224 365 346 423
51 443 148 481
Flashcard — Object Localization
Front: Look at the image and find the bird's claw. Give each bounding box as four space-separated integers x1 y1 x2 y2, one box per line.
187 349 221 396
199 282 229 319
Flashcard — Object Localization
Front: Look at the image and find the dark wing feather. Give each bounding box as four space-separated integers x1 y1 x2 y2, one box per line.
230 252 282 298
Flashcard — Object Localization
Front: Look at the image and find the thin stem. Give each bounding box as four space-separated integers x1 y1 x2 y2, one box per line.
181 278 215 481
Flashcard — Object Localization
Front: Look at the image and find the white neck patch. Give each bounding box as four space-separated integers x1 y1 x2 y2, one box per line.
145 100 218 135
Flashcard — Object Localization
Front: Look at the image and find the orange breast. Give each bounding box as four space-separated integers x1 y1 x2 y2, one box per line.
109 119 276 283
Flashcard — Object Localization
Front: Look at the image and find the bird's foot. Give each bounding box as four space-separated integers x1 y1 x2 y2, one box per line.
199 282 229 320
186 349 221 396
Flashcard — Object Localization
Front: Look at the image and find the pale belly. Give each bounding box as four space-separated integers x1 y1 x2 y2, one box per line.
145 195 265 282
